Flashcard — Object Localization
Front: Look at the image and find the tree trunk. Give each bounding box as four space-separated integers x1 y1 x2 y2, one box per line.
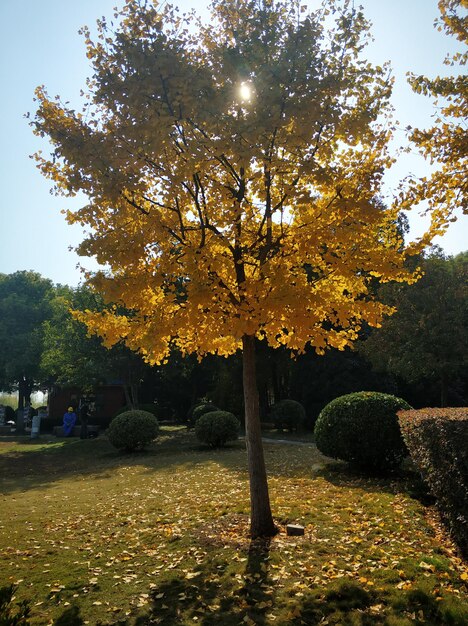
123 384 133 408
440 376 448 408
18 392 24 412
130 382 139 408
242 335 277 538
18 377 32 411
271 359 280 404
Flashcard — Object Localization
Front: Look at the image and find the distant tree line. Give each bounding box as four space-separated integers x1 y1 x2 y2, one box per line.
0 248 466 422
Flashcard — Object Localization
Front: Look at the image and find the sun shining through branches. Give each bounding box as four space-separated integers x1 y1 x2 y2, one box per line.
239 81 253 102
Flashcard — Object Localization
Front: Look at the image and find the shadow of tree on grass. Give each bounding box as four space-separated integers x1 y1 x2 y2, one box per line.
0 431 247 496
47 567 468 626
132 539 273 626
315 458 436 506
53 604 84 625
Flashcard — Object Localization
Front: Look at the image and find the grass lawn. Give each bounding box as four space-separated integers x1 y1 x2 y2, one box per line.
0 428 467 625
260 428 316 444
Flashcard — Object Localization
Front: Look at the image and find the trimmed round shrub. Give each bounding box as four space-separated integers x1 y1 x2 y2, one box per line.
192 402 218 423
107 410 159 452
186 400 217 426
113 403 176 425
314 391 411 471
114 403 159 419
115 405 131 418
195 410 240 448
270 399 306 432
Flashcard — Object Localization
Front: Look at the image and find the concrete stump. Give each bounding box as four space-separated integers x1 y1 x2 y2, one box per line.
286 524 305 536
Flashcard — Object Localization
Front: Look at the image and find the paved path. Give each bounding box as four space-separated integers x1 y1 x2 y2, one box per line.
240 437 315 446
262 437 315 446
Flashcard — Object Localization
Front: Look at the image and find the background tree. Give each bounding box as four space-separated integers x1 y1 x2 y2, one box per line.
0 271 54 410
403 0 467 229
41 285 151 407
33 0 444 537
289 346 399 427
359 250 468 407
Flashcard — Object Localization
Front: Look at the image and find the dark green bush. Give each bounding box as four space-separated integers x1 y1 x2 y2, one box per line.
114 403 159 418
270 399 306 432
186 401 200 422
186 400 217 426
113 402 176 425
398 408 468 557
314 391 411 471
139 403 175 421
137 403 160 418
192 402 218 422
107 410 159 451
195 410 240 447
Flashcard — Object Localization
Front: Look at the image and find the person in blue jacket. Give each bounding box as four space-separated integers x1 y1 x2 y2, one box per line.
63 406 77 436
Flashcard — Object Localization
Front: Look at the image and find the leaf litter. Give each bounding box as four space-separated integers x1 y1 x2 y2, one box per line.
0 430 467 624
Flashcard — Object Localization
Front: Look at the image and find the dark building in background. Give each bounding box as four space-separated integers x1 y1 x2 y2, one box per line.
48 384 126 427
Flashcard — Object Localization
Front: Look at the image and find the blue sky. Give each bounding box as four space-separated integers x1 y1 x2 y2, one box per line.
0 0 466 287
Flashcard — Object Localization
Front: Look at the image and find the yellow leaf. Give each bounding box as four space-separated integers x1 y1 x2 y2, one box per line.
419 561 435 572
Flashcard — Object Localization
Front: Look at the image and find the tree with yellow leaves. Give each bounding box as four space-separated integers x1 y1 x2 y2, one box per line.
33 0 435 537
404 0 467 223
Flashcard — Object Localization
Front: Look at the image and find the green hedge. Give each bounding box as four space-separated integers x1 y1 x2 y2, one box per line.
314 391 411 472
398 407 468 557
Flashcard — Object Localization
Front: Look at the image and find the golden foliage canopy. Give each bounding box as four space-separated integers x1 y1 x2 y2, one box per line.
33 0 428 363
404 0 467 222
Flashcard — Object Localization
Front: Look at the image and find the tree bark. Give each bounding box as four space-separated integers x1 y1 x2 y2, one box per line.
18 380 26 411
123 384 132 408
130 382 138 408
271 359 280 404
242 334 277 538
18 377 32 411
440 376 448 408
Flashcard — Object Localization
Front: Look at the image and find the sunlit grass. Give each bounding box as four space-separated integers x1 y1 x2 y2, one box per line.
1 429 467 625
0 393 17 410
0 391 46 410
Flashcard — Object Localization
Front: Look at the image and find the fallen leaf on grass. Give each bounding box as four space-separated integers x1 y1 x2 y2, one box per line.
396 581 412 590
419 561 436 572
285 606 302 619
256 601 272 609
